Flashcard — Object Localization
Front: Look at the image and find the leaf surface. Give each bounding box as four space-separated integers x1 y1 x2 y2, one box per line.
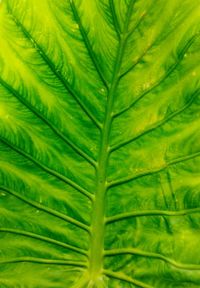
0 0 200 287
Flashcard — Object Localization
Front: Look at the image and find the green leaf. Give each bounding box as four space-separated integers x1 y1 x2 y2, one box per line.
0 0 200 287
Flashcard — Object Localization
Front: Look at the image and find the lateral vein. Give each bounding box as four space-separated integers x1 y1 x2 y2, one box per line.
110 88 199 152
104 248 200 270
7 8 102 130
108 151 200 188
114 33 199 118
106 207 200 224
70 0 109 89
0 186 90 233
0 137 94 201
0 228 87 255
103 269 153 288
0 257 87 267
0 77 97 168
109 0 121 39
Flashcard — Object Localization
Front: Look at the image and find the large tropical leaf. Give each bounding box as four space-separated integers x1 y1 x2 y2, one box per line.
0 0 200 287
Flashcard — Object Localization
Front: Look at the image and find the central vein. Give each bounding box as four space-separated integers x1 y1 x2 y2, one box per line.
88 3 134 282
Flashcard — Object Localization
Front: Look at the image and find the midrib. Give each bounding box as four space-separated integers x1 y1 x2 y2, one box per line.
89 2 134 282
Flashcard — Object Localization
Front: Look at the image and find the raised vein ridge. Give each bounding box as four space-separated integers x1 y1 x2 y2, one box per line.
88 1 135 283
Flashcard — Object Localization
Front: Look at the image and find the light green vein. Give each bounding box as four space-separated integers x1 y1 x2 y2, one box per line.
0 186 90 232
0 77 97 168
0 257 87 267
114 33 199 118
0 228 87 256
103 270 153 288
108 151 200 188
88 1 135 279
104 248 200 270
7 7 102 130
119 41 152 81
70 0 109 89
0 137 94 201
106 207 200 224
110 88 199 152
118 0 183 81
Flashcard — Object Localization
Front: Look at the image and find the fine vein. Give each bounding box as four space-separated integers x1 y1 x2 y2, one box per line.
106 207 200 224
104 248 200 270
108 151 200 188
0 77 96 168
0 137 93 201
111 88 199 152
8 8 101 130
0 186 90 232
103 270 153 288
114 33 198 118
0 228 87 255
70 0 109 89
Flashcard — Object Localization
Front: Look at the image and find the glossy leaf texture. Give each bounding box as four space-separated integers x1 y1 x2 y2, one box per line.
0 0 200 287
